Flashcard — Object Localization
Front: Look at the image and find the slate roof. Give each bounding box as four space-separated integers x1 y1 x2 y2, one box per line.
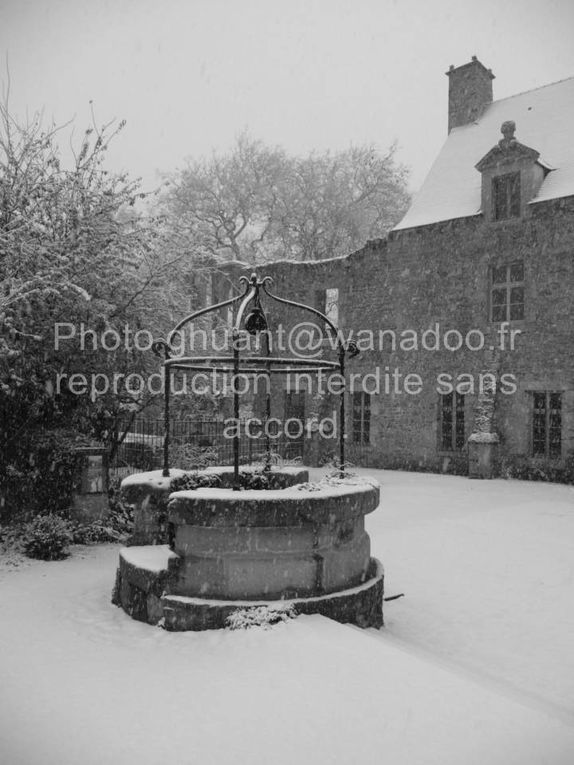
394 76 574 231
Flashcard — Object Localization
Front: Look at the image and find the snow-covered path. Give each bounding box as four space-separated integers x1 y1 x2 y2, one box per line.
1 470 574 764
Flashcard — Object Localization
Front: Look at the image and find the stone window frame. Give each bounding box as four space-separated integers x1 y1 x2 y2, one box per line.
438 391 466 452
531 390 562 459
351 391 371 445
489 261 525 323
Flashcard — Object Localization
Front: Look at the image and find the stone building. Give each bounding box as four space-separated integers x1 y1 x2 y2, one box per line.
214 57 574 478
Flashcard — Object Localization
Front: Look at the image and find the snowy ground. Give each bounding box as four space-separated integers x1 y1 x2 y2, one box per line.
1 469 574 764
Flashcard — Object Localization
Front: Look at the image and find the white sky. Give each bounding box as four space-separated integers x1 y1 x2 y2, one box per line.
1 0 574 192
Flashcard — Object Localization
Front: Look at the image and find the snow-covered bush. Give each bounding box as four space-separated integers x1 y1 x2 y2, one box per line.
294 482 323 492
499 456 574 484
22 515 73 560
170 470 271 492
170 472 221 492
238 471 270 490
226 603 297 630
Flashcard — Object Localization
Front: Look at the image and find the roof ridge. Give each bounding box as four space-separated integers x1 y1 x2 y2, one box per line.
492 74 574 106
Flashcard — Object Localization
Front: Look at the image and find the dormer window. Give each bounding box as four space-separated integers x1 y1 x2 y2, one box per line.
492 171 520 220
475 121 549 223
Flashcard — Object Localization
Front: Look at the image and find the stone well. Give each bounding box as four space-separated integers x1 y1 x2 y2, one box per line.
113 469 384 631
120 466 309 546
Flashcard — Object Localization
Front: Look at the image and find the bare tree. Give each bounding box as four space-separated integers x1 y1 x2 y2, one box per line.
160 134 410 263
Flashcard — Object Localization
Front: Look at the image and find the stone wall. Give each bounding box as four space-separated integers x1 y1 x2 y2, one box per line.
212 194 574 477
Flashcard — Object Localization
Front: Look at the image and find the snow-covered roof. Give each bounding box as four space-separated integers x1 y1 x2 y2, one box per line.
394 76 574 231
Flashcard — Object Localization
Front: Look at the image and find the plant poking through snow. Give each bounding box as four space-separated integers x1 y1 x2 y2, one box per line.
169 472 221 492
253 452 303 470
226 603 297 630
169 444 218 471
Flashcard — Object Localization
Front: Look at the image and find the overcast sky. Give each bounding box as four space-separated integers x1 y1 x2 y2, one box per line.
2 0 574 193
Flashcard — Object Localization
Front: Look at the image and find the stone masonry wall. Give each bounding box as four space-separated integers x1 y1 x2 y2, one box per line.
211 195 574 476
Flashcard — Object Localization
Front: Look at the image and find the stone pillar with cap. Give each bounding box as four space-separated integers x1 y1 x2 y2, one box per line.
71 445 110 523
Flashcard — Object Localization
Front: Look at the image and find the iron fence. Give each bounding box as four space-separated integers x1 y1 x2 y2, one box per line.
109 418 304 478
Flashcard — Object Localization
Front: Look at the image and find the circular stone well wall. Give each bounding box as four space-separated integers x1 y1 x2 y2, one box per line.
113 472 384 631
168 481 379 600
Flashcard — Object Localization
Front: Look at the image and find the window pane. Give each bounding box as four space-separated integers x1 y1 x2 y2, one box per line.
533 391 546 411
491 288 507 306
442 425 453 451
492 174 521 220
510 263 524 282
509 285 524 320
352 392 370 445
509 173 521 217
492 304 507 322
549 393 562 458
510 286 524 304
363 394 371 444
493 176 508 220
549 433 561 457
509 303 524 321
455 393 465 450
362 417 370 445
532 391 546 456
532 432 546 455
441 393 453 450
492 266 508 284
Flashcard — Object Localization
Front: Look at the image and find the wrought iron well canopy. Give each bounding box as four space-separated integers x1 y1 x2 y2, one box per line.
152 272 357 485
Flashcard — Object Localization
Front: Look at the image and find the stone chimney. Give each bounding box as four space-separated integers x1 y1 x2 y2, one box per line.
446 56 495 133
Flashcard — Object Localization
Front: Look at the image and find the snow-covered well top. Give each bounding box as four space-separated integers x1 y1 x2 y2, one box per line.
120 545 178 572
170 475 380 503
198 465 306 477
168 475 381 528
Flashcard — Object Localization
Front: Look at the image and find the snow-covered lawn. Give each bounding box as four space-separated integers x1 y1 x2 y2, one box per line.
1 469 574 764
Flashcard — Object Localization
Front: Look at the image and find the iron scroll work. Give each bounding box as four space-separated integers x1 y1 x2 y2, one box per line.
152 273 358 485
